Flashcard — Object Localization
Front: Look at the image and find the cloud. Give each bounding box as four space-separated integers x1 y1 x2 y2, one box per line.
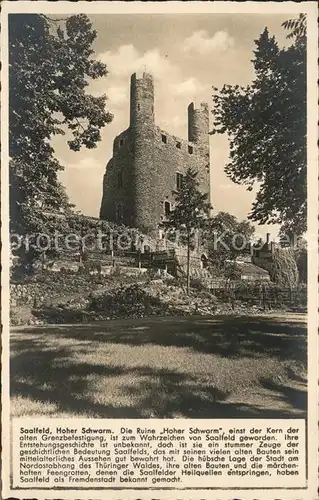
99 44 178 81
183 30 234 55
88 84 127 107
170 77 209 97
106 85 128 106
63 157 102 170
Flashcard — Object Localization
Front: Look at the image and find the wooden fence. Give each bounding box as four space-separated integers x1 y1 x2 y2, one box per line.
212 286 307 308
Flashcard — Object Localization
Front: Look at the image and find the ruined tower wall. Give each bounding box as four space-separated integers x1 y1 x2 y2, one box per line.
152 126 208 224
130 73 157 232
188 102 211 203
100 72 211 232
99 128 134 225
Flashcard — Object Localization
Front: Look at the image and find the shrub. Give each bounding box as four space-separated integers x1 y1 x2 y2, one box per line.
111 265 121 277
190 277 206 291
88 284 179 319
253 247 299 287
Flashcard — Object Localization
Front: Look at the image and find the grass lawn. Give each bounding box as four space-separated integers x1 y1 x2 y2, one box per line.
10 313 307 419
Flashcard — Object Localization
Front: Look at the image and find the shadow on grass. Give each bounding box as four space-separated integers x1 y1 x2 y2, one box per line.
260 378 307 412
11 315 307 419
17 314 307 362
10 343 142 418
10 342 305 419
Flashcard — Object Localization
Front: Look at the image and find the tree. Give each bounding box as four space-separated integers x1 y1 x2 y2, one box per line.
162 168 211 294
282 13 306 39
211 18 306 235
223 261 242 283
9 14 113 265
206 212 255 272
261 247 299 288
288 235 307 284
295 246 307 284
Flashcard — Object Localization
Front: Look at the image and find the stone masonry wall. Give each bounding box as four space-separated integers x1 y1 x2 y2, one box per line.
100 72 210 233
100 128 134 226
131 72 157 232
153 126 207 224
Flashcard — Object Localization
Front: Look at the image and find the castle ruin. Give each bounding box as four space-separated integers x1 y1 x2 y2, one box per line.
100 72 211 233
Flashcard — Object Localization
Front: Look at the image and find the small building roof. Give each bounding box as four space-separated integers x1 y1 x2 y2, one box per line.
235 261 269 276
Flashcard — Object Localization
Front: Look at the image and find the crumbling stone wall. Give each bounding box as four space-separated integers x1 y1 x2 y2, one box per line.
100 72 210 233
100 128 134 226
153 126 209 225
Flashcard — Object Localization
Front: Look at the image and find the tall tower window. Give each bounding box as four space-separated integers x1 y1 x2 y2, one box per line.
188 145 193 154
117 172 123 188
119 138 124 147
164 201 171 217
137 103 141 111
116 203 123 222
176 173 183 190
161 134 167 144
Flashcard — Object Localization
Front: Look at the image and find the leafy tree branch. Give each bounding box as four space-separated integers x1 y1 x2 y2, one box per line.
211 19 306 235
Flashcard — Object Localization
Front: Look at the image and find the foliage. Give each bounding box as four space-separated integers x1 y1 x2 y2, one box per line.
11 210 146 274
88 284 180 319
9 14 113 254
211 21 306 234
206 211 255 267
295 248 307 284
291 238 307 284
223 261 242 282
278 229 307 283
253 247 299 287
163 168 211 235
282 13 306 39
162 168 211 293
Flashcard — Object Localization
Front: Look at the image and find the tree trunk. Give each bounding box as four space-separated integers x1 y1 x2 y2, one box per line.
186 232 191 295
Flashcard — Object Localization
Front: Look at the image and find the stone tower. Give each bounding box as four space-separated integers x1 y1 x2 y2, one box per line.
100 72 210 233
188 102 210 199
130 73 157 231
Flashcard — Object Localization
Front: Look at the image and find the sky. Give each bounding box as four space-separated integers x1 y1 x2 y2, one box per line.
53 13 292 240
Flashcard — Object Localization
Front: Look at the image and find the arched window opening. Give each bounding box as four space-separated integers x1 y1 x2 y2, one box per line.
176 172 183 190
117 172 123 188
116 203 123 222
201 253 209 268
164 201 171 217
